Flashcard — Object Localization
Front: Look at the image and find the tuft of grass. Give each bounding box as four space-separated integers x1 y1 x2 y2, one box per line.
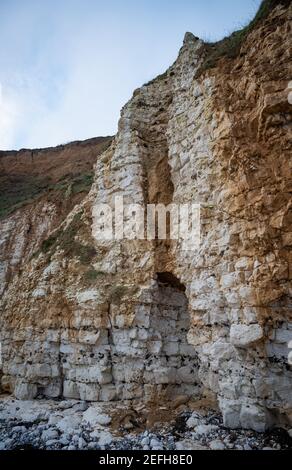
48 172 94 196
71 173 94 195
144 70 168 87
197 0 290 75
73 243 97 264
40 211 97 264
0 172 95 220
58 212 83 252
0 177 49 219
41 233 60 254
83 268 104 283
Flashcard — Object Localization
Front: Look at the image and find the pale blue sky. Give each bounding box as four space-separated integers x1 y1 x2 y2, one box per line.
0 0 261 150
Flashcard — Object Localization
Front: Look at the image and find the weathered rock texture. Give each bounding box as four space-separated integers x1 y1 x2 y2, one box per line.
0 136 112 294
0 1 291 432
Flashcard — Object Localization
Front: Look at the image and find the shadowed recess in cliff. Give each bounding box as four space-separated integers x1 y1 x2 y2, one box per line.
156 272 186 292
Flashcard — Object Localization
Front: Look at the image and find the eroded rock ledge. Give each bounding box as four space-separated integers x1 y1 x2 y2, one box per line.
0 1 291 433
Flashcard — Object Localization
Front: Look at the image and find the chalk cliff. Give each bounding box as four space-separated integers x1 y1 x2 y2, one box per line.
0 0 291 432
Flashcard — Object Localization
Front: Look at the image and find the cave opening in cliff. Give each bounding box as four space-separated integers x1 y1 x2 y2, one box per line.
142 272 200 400
156 271 186 292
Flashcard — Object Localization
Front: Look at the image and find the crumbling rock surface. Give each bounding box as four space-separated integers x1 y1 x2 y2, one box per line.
0 2 291 432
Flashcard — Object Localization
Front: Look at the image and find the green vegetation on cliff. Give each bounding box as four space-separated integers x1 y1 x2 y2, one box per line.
198 0 290 74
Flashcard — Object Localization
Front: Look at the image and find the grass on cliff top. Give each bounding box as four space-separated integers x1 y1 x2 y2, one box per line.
0 172 94 220
0 178 48 219
198 0 290 74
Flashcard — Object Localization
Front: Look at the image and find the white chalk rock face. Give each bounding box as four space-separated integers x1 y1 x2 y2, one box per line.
14 381 38 400
230 324 264 348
